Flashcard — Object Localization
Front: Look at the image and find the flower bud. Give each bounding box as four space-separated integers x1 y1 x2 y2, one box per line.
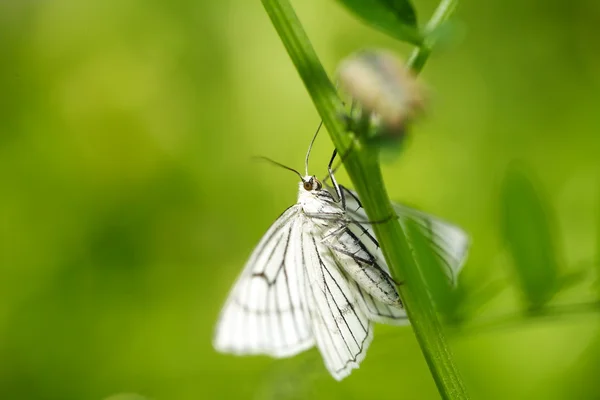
337 49 426 135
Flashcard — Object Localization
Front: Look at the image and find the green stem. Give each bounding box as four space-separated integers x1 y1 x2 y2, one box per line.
407 0 458 73
260 0 468 398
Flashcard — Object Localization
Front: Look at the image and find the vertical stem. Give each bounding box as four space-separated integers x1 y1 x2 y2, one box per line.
407 0 458 73
261 0 468 398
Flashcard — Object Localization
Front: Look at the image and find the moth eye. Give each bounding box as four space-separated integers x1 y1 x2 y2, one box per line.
303 181 312 191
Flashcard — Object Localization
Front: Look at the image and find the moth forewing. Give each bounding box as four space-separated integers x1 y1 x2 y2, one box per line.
301 222 373 380
213 205 315 358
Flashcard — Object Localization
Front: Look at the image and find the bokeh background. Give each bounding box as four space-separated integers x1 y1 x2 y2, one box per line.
1 0 599 399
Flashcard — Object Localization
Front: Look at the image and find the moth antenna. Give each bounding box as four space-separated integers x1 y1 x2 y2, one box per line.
305 120 324 176
253 156 303 181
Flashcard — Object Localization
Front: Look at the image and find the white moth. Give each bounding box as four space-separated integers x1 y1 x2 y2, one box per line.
213 138 469 381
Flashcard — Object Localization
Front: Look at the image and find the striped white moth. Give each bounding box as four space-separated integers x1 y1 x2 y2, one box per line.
213 138 469 380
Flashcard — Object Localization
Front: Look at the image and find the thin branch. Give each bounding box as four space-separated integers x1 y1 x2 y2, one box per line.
407 0 459 73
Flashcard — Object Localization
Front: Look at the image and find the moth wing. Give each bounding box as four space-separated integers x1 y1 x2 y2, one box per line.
301 221 373 380
213 205 315 357
339 186 469 285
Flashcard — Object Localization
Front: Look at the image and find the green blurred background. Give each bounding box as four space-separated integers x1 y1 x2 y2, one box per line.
1 0 599 399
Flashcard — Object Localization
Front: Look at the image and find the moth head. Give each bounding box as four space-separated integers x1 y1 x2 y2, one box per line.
302 176 322 191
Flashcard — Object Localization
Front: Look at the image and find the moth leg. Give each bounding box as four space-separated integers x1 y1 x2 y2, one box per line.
303 212 396 225
327 149 344 209
321 224 347 241
347 214 398 225
303 211 346 222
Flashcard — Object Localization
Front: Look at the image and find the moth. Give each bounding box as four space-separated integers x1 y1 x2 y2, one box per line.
213 137 469 380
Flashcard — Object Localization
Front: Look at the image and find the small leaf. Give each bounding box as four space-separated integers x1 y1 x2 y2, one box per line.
461 280 506 320
557 268 588 292
336 0 423 45
500 163 560 310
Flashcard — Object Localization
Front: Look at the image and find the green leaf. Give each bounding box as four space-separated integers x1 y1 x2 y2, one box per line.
336 0 423 45
500 163 560 310
557 268 588 292
462 280 505 318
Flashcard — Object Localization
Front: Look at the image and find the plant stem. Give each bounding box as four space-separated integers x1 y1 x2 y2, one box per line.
407 0 458 73
261 0 468 398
